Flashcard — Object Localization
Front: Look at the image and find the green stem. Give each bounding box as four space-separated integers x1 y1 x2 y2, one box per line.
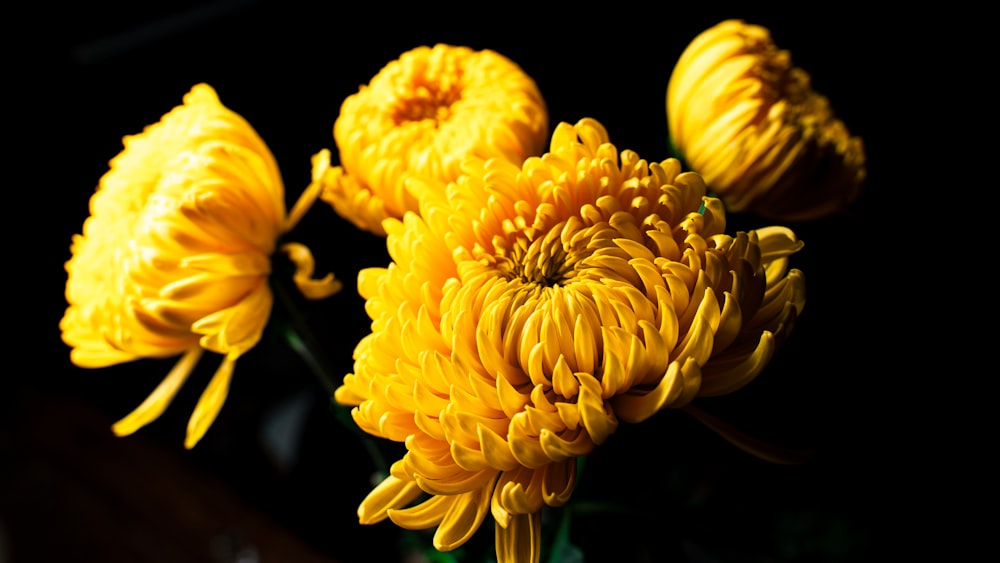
271 274 337 393
542 455 589 563
546 504 574 563
271 276 390 477
282 323 334 395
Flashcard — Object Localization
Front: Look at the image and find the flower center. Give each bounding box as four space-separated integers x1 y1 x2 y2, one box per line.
489 220 590 288
391 82 462 125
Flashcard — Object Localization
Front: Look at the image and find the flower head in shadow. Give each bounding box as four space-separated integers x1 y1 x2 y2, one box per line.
61 84 339 448
335 118 805 561
667 20 865 221
317 43 548 236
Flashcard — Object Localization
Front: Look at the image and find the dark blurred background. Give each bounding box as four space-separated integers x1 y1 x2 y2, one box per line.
6 2 933 562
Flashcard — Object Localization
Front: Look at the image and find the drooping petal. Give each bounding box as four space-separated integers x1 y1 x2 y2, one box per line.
495 511 541 563
111 347 203 437
184 353 237 449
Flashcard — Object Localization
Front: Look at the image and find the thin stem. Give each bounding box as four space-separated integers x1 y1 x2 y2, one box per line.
271 274 390 476
272 274 337 394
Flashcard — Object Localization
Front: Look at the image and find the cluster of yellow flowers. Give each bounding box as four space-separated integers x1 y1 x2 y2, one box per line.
62 20 862 563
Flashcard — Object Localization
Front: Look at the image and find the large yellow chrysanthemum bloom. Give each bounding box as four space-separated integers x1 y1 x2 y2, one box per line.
335 118 806 561
61 84 340 449
667 19 865 221
316 43 548 236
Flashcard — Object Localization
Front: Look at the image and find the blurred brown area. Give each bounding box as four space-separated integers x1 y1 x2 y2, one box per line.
0 387 338 563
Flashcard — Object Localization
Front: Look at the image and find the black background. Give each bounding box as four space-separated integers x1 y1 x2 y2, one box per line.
7 2 943 562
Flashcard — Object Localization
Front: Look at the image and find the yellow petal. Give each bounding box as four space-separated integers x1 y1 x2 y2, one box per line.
699 331 775 397
433 481 496 551
283 149 329 232
541 459 576 507
359 475 423 525
280 242 342 300
112 347 202 437
539 427 593 462
613 361 686 423
576 373 618 445
387 493 448 530
184 354 236 448
192 282 272 357
495 511 541 563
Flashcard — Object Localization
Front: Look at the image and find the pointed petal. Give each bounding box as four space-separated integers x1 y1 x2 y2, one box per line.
387 493 449 530
576 373 618 445
699 331 775 397
184 354 236 448
112 347 202 437
283 149 329 232
613 361 685 423
358 475 422 525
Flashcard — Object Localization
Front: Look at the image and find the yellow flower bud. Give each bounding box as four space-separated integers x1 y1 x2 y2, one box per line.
667 20 865 221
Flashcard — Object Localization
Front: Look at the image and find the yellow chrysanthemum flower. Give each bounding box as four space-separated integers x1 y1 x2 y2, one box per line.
316 43 548 236
61 83 340 449
335 118 806 561
667 19 865 221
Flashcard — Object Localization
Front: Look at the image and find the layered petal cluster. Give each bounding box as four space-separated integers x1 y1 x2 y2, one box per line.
61 84 339 448
667 19 865 221
335 118 805 561
317 43 548 236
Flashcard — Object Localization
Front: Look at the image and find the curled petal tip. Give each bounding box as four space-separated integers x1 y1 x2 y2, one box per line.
281 242 342 300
